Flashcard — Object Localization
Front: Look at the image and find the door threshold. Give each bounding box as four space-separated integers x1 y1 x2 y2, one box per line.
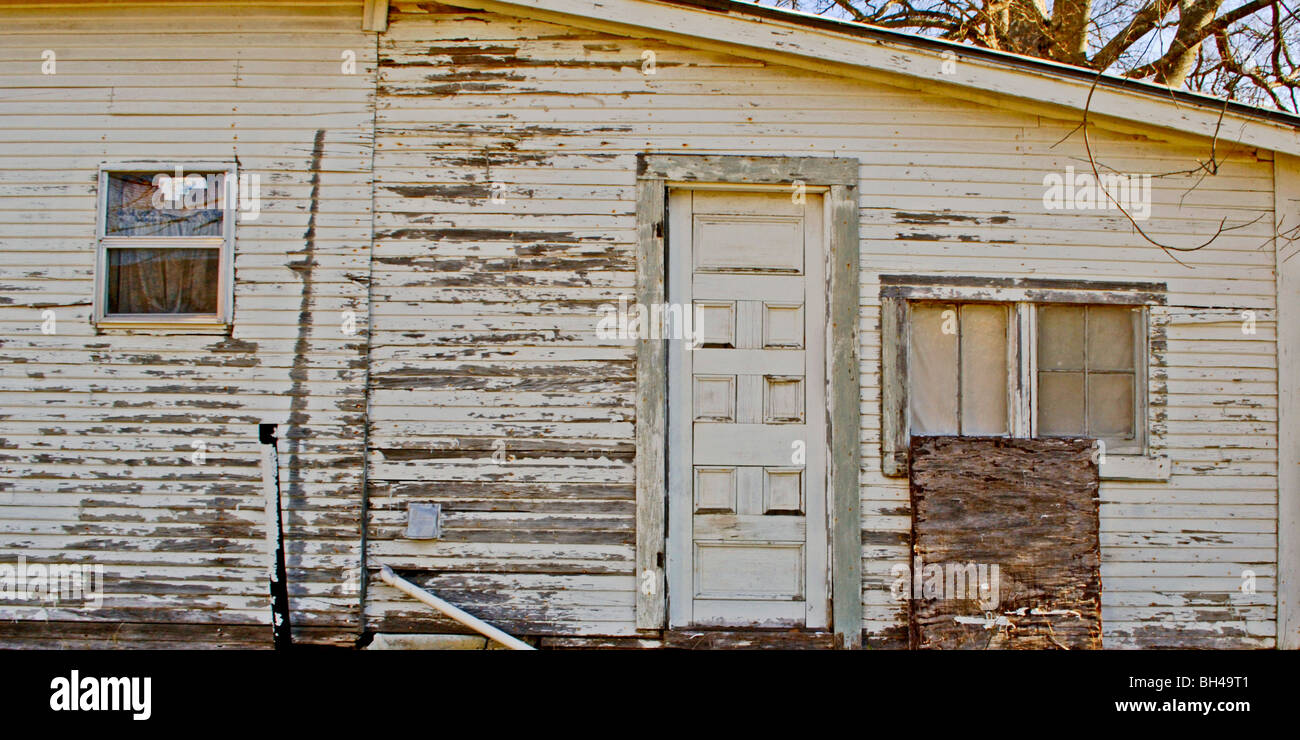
664 628 835 650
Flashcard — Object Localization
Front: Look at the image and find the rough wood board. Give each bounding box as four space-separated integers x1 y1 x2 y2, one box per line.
879 296 908 478
879 274 1168 294
638 153 858 185
540 636 664 649
879 283 1168 306
634 177 667 630
828 182 862 648
1276 153 1300 649
0 620 274 649
909 436 1102 650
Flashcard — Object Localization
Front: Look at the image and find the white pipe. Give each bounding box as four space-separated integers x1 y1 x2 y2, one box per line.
260 442 280 586
377 564 535 650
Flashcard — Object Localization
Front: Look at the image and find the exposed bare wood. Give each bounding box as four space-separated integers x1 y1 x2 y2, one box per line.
909 437 1103 650
879 296 909 478
634 176 667 630
664 629 836 649
828 182 863 649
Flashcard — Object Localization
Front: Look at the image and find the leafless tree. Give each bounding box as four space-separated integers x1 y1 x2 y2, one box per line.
765 0 1300 112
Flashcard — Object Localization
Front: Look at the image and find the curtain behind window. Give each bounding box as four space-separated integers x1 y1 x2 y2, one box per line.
105 172 223 237
107 249 220 314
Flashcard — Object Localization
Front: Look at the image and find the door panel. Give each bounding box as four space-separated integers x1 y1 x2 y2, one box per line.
667 190 828 630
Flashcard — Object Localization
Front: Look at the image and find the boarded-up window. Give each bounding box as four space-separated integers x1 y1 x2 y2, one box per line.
1037 305 1141 451
908 303 1008 436
909 436 1103 649
98 170 230 322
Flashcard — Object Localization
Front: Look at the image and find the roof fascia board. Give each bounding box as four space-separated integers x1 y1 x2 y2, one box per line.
451 0 1300 156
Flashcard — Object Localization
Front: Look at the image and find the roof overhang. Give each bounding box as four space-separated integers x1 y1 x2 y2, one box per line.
445 0 1300 156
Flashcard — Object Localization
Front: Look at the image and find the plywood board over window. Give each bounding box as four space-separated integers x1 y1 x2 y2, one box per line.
909 436 1102 650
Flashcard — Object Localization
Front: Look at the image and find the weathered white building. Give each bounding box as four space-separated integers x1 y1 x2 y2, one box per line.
0 0 1297 649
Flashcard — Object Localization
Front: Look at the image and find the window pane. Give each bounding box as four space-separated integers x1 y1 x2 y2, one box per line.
1038 372 1085 435
1037 305 1084 370
107 248 220 315
909 304 958 435
1088 373 1135 438
959 304 1008 435
1087 306 1136 371
105 172 224 237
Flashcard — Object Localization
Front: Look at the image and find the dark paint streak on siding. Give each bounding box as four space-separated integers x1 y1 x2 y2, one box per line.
892 211 1014 225
374 228 596 242
287 129 326 516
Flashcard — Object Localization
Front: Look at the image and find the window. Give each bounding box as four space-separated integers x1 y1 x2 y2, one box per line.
908 303 1008 436
1036 305 1143 452
95 167 234 327
881 277 1166 480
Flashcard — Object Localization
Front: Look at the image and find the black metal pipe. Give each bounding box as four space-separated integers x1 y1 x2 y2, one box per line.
259 423 292 650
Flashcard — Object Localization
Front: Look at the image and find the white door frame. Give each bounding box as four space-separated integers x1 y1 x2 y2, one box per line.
632 154 862 648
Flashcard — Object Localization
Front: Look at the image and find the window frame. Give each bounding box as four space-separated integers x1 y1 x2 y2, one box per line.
93 162 236 330
880 276 1169 481
633 153 862 647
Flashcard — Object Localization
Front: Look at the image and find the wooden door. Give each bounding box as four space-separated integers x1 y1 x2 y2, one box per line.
666 190 828 629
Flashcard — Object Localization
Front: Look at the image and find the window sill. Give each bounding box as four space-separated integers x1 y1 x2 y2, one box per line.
96 320 230 335
1099 454 1170 481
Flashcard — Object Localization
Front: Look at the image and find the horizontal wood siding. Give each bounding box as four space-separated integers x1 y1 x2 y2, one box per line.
367 3 1279 646
365 3 638 637
0 1 375 646
0 1 1280 648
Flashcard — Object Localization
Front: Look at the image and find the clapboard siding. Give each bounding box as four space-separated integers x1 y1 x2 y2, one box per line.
0 0 1284 648
0 1 374 646
364 6 648 636
362 3 1279 646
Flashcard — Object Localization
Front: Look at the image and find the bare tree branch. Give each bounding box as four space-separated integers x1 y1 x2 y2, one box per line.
774 0 1299 113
